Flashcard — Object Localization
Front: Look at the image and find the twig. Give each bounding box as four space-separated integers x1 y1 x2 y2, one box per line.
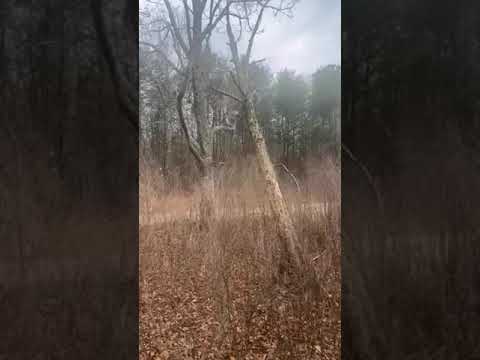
275 163 301 192
250 58 267 66
210 87 244 103
139 41 181 73
213 125 235 133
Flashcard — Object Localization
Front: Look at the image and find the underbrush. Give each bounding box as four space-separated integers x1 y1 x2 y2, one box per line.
140 155 340 358
140 197 340 359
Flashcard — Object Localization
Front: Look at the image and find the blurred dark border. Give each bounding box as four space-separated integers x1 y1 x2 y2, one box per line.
0 1 138 359
342 1 480 359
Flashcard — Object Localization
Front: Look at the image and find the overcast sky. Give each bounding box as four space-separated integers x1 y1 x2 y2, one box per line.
140 0 340 75
211 0 340 75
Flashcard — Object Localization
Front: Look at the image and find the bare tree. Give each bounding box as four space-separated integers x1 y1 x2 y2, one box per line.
145 0 242 217
142 1 303 266
222 0 303 267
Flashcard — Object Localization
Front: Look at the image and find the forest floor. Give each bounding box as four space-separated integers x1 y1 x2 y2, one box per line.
139 206 340 360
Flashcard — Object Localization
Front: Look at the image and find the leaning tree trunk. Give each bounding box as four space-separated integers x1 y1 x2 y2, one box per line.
245 98 302 268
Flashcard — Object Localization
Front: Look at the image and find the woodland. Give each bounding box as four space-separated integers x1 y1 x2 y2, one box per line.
139 0 340 358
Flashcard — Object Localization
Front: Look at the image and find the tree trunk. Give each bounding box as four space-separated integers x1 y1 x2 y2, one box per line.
191 32 215 220
245 98 302 268
199 161 215 223
175 57 215 221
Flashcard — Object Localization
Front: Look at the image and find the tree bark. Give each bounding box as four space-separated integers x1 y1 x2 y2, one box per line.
190 13 215 220
199 160 215 222
245 97 302 268
176 69 215 221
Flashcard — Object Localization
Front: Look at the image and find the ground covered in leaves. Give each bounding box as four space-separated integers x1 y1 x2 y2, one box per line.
140 216 340 360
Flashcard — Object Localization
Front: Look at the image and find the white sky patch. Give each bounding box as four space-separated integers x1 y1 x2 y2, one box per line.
212 0 340 75
141 0 340 75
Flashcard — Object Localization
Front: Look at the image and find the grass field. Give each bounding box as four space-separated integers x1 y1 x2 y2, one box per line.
139 159 340 359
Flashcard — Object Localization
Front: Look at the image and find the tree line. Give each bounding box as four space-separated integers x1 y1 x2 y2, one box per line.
140 16 340 193
139 0 340 268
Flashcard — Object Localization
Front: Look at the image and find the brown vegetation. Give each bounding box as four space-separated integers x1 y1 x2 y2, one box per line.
139 157 340 359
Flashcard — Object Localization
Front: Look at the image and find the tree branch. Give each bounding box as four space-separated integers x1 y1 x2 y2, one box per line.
213 124 236 133
226 11 241 73
162 0 189 55
229 70 245 96
203 0 223 39
210 87 244 103
246 0 269 63
140 41 182 73
250 57 266 65
275 163 301 192
182 0 193 46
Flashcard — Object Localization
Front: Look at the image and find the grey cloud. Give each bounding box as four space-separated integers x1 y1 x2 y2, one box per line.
212 0 340 75
141 0 340 75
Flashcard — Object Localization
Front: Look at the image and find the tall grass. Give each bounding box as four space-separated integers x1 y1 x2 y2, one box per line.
140 156 341 358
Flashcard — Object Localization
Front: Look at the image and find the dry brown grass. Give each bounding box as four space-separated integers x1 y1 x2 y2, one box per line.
139 157 340 359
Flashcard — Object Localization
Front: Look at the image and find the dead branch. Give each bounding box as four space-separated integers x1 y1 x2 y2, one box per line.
250 57 266 66
202 0 229 40
162 0 189 55
210 87 244 103
275 163 301 192
213 124 236 133
226 11 241 76
246 0 269 62
140 41 182 73
182 0 193 46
